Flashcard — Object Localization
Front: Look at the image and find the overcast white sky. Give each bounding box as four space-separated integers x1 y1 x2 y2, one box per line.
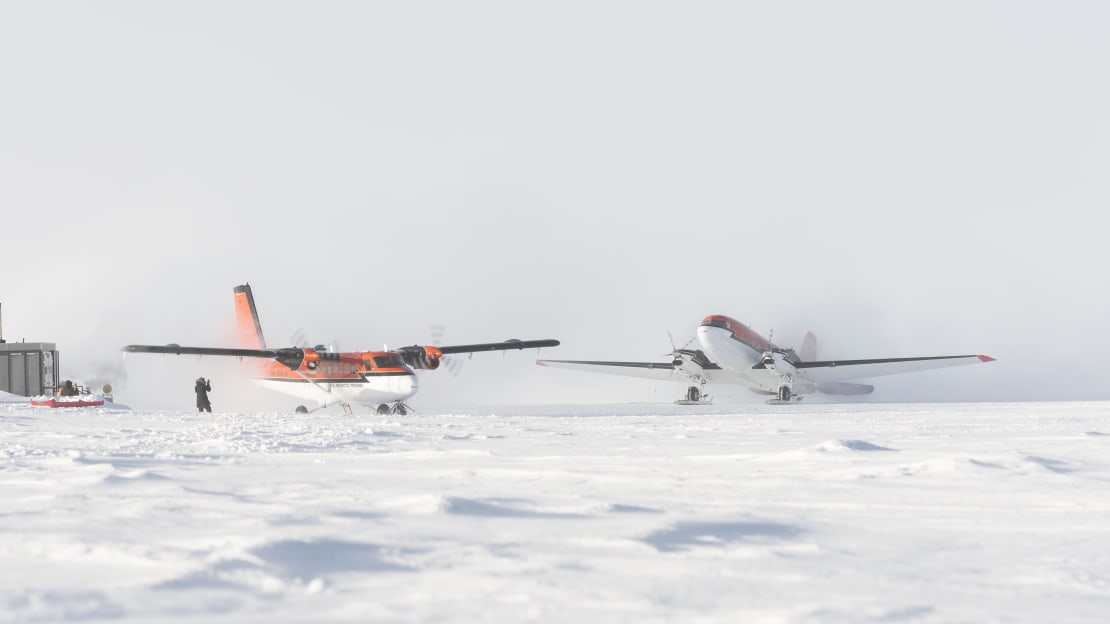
2 2 1108 407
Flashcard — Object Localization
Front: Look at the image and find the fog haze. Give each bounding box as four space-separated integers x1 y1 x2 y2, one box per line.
2 2 1108 408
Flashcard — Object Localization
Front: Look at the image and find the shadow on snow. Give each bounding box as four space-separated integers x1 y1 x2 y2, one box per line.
644 520 802 552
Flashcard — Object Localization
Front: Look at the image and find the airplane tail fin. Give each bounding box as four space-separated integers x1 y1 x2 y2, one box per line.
800 331 817 361
233 284 267 349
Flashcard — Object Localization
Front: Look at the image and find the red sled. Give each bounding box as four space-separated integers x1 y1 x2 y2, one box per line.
31 397 105 408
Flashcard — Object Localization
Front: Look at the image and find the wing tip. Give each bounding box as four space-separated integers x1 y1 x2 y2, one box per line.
536 359 548 367
977 354 996 362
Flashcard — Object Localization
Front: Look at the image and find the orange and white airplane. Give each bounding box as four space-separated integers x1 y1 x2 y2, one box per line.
123 283 559 413
538 314 994 404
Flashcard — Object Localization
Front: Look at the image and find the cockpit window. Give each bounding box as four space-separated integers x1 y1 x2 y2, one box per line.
373 355 404 369
702 318 730 330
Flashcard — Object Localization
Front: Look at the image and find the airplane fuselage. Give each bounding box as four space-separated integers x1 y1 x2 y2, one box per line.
254 372 418 406
251 350 419 408
696 315 786 394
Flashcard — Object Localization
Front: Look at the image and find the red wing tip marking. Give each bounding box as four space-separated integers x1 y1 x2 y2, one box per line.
536 359 547 367
977 354 996 362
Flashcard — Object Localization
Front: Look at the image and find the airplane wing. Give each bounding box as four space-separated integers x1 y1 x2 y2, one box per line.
122 344 306 369
434 339 560 354
125 340 559 359
795 354 994 384
393 339 560 369
125 344 280 358
537 352 731 385
125 340 558 372
537 359 683 382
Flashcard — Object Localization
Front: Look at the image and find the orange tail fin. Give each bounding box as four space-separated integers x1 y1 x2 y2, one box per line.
233 284 266 349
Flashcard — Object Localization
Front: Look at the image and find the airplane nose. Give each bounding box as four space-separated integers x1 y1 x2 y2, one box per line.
399 373 418 396
696 325 718 353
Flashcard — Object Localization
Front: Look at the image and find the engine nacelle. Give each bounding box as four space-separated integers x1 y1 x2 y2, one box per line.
397 345 443 370
762 350 797 376
421 349 441 371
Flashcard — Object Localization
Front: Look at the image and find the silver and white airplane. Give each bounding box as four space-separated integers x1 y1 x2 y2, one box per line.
538 314 994 404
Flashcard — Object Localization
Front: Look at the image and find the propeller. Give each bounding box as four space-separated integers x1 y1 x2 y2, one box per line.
430 324 464 376
666 330 695 366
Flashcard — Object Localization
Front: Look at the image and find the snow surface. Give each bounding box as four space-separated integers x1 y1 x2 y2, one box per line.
0 391 30 403
2 401 1109 623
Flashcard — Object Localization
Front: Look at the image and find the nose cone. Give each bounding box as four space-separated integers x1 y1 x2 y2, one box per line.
696 324 718 353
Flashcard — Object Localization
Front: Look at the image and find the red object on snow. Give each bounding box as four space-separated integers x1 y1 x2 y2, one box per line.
30 397 105 408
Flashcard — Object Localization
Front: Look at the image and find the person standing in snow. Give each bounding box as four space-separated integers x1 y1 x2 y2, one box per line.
195 377 212 412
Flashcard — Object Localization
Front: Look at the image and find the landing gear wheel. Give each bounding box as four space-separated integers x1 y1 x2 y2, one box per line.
686 386 701 402
295 405 308 414
777 386 791 402
392 403 408 416
376 404 390 415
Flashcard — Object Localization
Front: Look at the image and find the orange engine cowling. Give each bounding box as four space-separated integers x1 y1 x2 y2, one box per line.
397 345 442 370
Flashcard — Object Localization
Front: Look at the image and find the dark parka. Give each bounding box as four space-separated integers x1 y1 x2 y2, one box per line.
195 378 212 412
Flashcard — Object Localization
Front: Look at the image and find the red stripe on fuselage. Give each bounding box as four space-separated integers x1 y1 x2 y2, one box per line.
700 315 778 353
